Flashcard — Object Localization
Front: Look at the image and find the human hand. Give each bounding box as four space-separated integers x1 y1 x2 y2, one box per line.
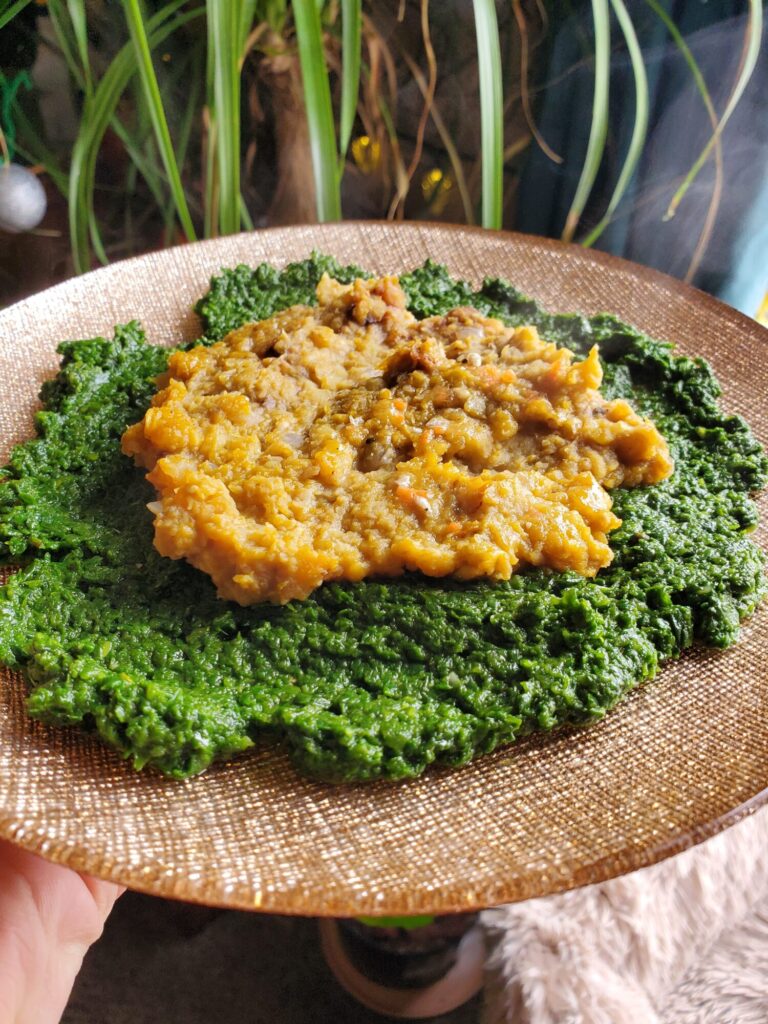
0 839 123 1024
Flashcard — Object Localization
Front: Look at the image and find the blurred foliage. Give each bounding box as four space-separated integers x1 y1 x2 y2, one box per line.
0 0 762 296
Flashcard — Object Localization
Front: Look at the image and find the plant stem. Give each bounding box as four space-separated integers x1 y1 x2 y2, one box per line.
293 0 342 220
67 0 92 96
643 0 724 283
561 0 610 243
665 0 762 221
472 0 503 229
581 0 648 247
69 2 202 272
207 0 242 235
339 0 362 162
123 0 197 241
0 0 32 32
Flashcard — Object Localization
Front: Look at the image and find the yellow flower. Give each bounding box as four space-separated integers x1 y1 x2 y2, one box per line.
350 135 381 174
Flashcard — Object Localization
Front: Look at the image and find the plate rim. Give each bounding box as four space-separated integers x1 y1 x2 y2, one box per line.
3 220 766 346
1 221 766 915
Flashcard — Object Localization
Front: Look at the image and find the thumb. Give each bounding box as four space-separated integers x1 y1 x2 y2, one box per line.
0 840 124 1024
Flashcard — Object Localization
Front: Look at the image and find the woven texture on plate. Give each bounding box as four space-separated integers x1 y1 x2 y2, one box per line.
0 223 766 917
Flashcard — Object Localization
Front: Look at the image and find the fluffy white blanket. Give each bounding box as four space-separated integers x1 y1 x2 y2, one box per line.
482 807 768 1024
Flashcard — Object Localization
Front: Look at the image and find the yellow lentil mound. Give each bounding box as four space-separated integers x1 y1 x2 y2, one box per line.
122 275 673 604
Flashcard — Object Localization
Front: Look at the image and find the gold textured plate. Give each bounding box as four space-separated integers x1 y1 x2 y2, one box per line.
1 223 766 917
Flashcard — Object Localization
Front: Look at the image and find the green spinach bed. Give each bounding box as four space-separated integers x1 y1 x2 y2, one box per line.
0 255 765 782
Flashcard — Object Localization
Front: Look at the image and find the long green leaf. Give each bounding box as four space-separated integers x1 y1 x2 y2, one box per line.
47 0 168 255
239 0 258 52
114 76 173 219
644 0 717 119
665 0 762 220
47 0 111 260
46 0 84 88
102 68 181 259
50 0 112 262
562 0 610 243
123 0 197 241
204 10 217 239
207 0 241 235
0 0 31 31
339 0 362 162
472 0 503 229
117 126 169 206
69 3 201 272
67 0 92 95
643 0 723 282
581 0 648 246
240 194 254 230
174 53 202 178
293 0 341 221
